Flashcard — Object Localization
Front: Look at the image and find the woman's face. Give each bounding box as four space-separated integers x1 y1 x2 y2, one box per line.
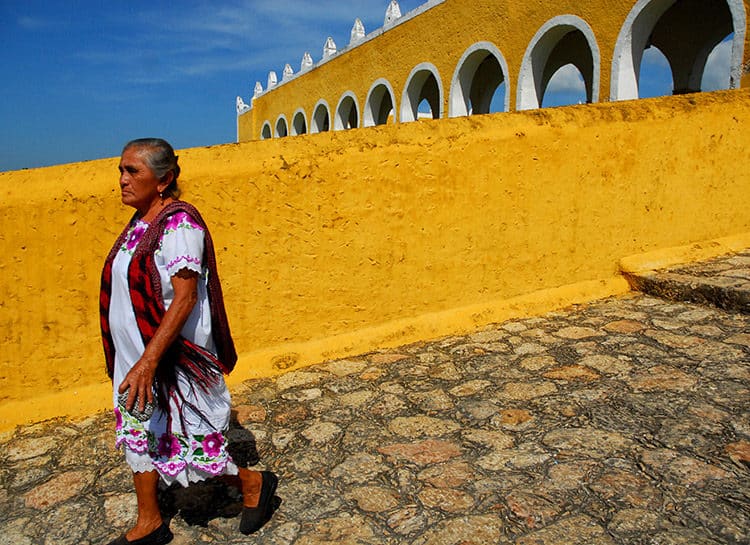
118 147 165 214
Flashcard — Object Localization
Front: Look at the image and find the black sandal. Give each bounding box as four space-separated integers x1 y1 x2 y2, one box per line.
239 471 278 535
106 522 173 545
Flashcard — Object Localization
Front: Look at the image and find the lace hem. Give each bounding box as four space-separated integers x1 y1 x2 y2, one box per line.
165 255 202 277
124 445 238 486
125 448 157 474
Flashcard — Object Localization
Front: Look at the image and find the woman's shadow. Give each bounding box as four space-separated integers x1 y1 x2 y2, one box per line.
157 411 281 528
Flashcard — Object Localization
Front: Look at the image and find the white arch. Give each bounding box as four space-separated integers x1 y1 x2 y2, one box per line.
291 108 308 136
275 114 289 138
449 41 511 117
311 99 331 134
364 78 397 127
334 91 360 130
260 121 272 140
611 0 746 100
517 15 601 111
401 62 444 122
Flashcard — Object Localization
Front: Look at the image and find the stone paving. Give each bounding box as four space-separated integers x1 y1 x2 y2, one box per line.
1 253 749 545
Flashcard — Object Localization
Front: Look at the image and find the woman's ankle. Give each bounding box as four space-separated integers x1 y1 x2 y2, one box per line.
238 468 262 508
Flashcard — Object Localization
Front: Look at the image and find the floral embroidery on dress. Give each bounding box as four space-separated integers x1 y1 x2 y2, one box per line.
165 255 202 271
163 212 203 235
119 213 203 257
120 221 148 255
156 212 205 277
114 407 231 478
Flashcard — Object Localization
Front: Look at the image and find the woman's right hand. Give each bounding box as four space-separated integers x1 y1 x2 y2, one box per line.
117 268 199 413
118 356 158 412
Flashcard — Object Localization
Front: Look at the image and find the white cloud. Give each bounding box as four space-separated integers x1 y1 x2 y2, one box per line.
76 1 425 83
702 39 732 91
641 46 670 69
639 39 732 94
545 64 585 93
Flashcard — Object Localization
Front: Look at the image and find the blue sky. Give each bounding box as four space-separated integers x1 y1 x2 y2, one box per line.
0 1 430 171
0 1 732 172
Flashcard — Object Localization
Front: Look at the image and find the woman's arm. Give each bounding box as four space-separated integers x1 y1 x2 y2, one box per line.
119 268 199 411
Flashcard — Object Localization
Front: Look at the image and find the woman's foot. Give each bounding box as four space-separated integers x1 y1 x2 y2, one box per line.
107 521 173 545
120 470 168 544
126 518 165 541
239 471 278 535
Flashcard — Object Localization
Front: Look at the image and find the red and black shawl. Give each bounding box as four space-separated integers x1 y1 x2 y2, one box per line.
99 201 237 413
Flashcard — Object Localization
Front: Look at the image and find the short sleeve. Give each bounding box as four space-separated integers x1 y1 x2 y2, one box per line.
158 212 205 277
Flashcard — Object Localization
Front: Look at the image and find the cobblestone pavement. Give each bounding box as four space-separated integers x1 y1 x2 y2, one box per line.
1 255 749 545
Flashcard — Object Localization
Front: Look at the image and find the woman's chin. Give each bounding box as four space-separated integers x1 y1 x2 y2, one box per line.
121 195 138 208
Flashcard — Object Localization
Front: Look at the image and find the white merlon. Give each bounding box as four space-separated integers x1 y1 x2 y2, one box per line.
323 36 337 58
350 18 366 44
236 96 251 115
283 63 294 81
242 1 448 101
385 0 402 26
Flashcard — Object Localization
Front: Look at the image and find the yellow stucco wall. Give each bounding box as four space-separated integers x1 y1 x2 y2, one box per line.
239 0 750 140
2 89 750 431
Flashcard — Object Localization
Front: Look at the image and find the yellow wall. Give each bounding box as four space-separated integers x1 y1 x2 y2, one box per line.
239 0 750 140
2 89 750 431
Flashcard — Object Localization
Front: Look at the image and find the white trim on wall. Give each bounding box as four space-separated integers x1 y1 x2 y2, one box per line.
401 62 444 122
364 78 398 127
291 108 308 136
334 91 360 130
311 99 332 134
517 15 600 111
260 121 273 140
449 41 511 117
275 114 289 138
611 0 745 100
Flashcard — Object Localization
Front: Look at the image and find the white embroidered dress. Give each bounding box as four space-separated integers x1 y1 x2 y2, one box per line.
109 212 238 486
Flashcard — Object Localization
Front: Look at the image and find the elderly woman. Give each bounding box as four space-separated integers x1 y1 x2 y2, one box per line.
100 138 276 545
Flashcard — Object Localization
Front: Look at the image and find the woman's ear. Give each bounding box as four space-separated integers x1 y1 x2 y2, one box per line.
158 170 175 193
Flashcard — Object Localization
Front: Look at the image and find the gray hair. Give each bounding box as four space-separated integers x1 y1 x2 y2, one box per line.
122 138 181 198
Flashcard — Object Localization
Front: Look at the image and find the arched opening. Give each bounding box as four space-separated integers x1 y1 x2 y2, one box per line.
611 0 745 100
417 98 433 119
488 83 507 113
311 101 331 134
335 92 359 130
401 63 443 122
275 116 288 138
450 43 510 117
702 33 734 90
291 110 307 136
517 16 600 110
364 79 396 127
542 64 588 107
639 45 674 98
260 122 272 140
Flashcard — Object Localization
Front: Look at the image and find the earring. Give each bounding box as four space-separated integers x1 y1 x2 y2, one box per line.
159 191 164 204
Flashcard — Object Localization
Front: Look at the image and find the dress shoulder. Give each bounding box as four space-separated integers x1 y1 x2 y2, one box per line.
158 212 205 277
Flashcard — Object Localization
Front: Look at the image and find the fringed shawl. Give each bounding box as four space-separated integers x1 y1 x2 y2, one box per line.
99 201 237 413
